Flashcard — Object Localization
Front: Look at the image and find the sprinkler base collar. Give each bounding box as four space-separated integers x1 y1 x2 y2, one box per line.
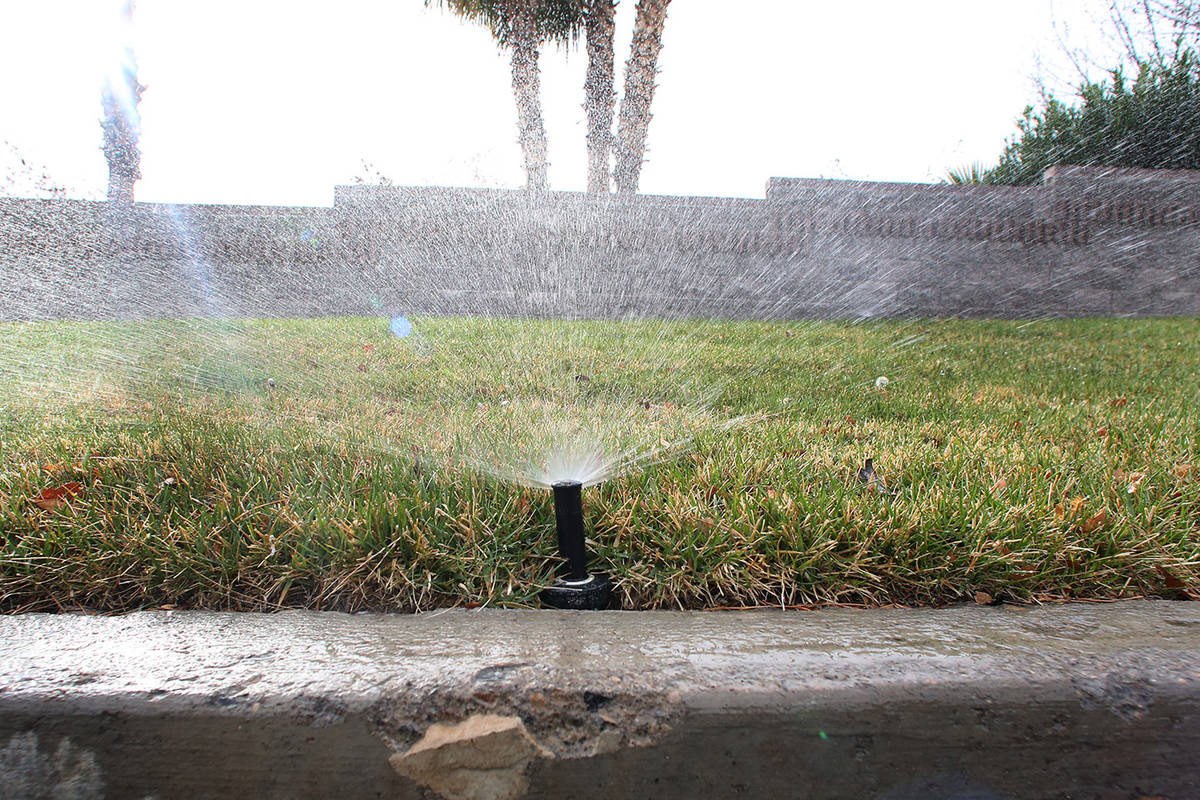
539 573 612 610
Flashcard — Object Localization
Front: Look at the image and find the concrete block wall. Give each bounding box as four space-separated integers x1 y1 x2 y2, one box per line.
1 166 1197 321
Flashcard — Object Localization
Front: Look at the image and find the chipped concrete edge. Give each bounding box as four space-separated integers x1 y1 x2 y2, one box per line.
2 601 1199 799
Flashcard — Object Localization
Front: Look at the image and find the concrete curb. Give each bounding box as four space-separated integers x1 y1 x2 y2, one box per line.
2 600 1198 799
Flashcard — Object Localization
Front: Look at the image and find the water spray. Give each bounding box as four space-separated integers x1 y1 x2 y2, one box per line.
539 480 612 610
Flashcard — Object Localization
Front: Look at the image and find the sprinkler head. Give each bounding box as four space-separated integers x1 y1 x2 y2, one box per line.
539 480 612 610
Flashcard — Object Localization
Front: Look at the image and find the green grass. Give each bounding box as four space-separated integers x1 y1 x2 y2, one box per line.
1 316 1197 612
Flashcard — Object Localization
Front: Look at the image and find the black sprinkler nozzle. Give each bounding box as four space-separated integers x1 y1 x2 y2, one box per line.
539 480 612 610
552 480 588 580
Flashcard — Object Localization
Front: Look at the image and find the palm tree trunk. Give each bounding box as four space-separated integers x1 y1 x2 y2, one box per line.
510 0 550 191
615 0 670 194
102 0 142 204
583 0 617 193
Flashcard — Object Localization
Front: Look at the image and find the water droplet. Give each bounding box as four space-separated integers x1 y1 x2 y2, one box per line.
390 315 413 337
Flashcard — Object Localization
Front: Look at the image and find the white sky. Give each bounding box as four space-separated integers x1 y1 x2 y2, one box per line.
0 0 1111 206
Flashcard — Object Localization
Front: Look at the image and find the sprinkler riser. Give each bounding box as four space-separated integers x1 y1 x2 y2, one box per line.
552 480 589 580
541 480 612 610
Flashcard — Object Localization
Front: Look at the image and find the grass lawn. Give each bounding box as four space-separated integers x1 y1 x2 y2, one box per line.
1 316 1197 612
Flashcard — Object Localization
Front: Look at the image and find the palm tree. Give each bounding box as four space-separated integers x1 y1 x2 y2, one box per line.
582 0 617 193
101 0 143 204
430 0 581 191
614 0 671 194
945 162 992 185
431 0 672 195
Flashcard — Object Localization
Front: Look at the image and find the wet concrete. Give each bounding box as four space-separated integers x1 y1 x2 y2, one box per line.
1 601 1198 799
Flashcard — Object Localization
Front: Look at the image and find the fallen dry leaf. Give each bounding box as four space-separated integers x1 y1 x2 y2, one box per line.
1110 397 1128 408
1054 502 1066 521
1173 463 1194 479
32 482 83 511
990 477 1008 495
1081 508 1107 534
1126 472 1146 494
362 344 375 352
1154 566 1197 600
1068 497 1085 518
1155 565 1186 590
974 590 994 604
357 363 368 372
1095 426 1108 439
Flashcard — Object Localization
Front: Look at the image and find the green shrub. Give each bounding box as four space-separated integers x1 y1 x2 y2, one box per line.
983 51 1200 185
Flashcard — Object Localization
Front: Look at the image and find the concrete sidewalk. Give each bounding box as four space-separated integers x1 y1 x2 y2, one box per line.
1 601 1197 799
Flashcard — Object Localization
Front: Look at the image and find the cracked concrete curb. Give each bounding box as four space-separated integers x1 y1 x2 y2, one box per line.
1 600 1198 799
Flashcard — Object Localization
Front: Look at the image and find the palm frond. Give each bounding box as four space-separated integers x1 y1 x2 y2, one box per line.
944 162 992 184
428 0 585 47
